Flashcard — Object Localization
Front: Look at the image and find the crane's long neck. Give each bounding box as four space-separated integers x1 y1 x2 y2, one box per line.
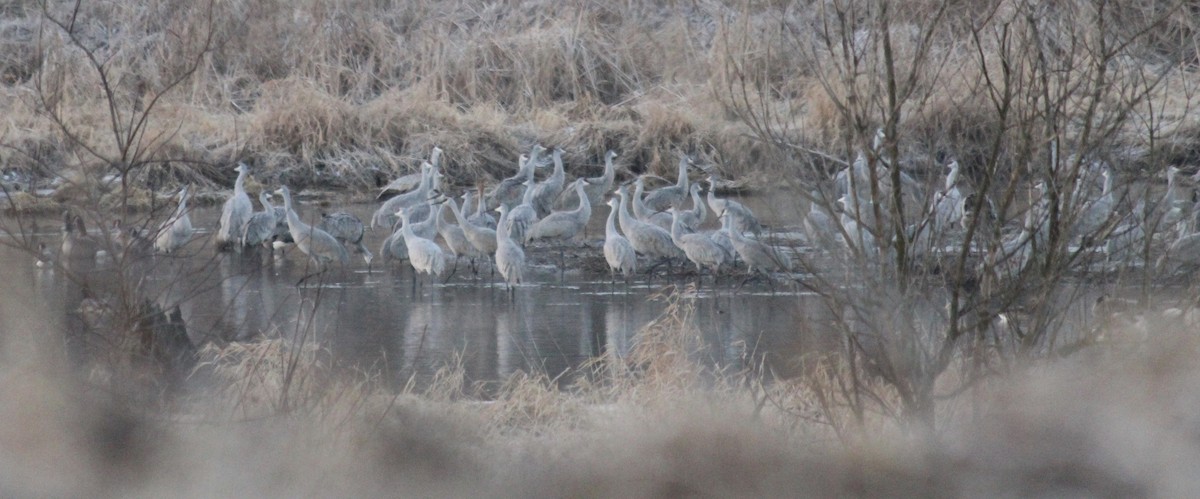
234 169 247 194
175 190 189 217
616 190 635 232
521 182 536 204
676 157 688 189
399 211 414 239
551 151 564 180
447 197 469 227
691 188 705 218
282 191 307 233
437 204 450 230
605 205 619 239
497 206 511 240
1103 172 1113 195
669 211 684 245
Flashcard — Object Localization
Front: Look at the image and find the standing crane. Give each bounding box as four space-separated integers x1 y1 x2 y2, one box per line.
642 154 692 212
155 185 193 254
530 147 566 218
241 191 279 251
669 207 727 283
526 178 592 268
320 212 373 265
216 163 252 252
615 185 683 275
397 207 446 287
275 185 349 271
494 204 526 294
603 197 637 284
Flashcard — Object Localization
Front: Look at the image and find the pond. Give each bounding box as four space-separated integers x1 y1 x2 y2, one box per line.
3 190 836 390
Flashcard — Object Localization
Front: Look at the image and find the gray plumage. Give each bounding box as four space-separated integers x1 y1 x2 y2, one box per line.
724 212 791 274
378 147 442 199
321 212 373 264
462 189 497 229
373 161 437 229
642 154 692 212
675 183 707 233
527 179 591 245
583 150 619 206
276 185 349 267
632 176 673 231
398 201 439 241
379 226 408 265
60 210 99 270
494 204 526 287
504 179 539 245
241 191 278 249
616 186 684 261
486 145 547 210
705 175 762 235
155 185 193 254
669 207 727 274
217 163 252 251
530 147 566 218
603 198 637 279
398 207 446 278
437 202 483 267
447 195 498 256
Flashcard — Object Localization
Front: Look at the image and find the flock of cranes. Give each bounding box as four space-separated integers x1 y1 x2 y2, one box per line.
116 144 786 292
50 129 1200 293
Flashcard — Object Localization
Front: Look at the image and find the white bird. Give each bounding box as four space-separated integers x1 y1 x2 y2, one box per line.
217 163 252 252
724 211 791 275
603 197 637 282
398 207 446 280
241 191 278 250
800 193 837 251
669 207 727 277
1075 167 1114 242
437 201 484 276
320 212 373 264
276 185 349 268
642 154 692 212
503 179 539 245
530 147 567 218
704 175 762 235
526 178 592 267
616 185 684 269
836 196 877 258
155 185 193 254
494 204 526 290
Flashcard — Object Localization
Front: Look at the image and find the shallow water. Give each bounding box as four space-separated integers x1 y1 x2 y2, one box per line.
3 191 834 389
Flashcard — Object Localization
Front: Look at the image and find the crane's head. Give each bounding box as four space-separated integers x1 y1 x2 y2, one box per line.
606 150 618 160
234 163 248 174
606 197 618 208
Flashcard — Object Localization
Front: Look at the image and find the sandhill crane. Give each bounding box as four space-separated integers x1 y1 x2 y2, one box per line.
494 204 526 291
704 175 762 235
675 183 707 232
504 179 539 245
447 195 498 277
527 178 592 267
463 189 496 229
320 212 373 265
216 163 252 252
398 207 446 283
155 185 193 254
603 198 636 284
530 147 566 217
836 196 877 258
800 193 837 252
241 191 278 250
275 185 349 269
562 150 619 208
632 176 673 231
60 210 99 270
583 150 619 206
616 185 683 274
1075 166 1114 243
642 154 691 212
487 145 547 210
723 211 791 276
379 223 409 266
378 146 442 199
437 201 483 277
373 161 437 229
669 207 727 280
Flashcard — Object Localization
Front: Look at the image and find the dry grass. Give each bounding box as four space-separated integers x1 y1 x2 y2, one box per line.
8 0 1192 201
